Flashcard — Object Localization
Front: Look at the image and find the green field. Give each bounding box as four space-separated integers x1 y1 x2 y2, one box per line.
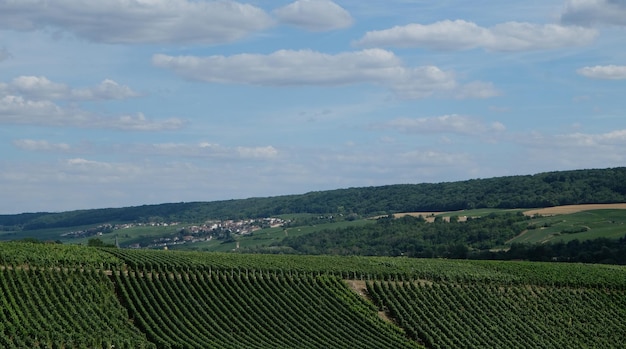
508 209 626 244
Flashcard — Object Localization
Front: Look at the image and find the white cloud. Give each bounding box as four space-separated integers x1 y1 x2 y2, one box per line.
153 49 495 99
274 0 353 31
0 76 140 101
0 95 183 131
354 20 597 51
71 79 142 100
132 142 278 160
64 158 142 183
113 113 184 131
237 146 279 159
556 129 626 146
380 114 506 137
561 0 626 26
0 0 273 44
13 139 71 152
576 65 626 79
518 129 626 169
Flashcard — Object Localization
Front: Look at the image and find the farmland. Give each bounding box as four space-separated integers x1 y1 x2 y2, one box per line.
1 242 625 348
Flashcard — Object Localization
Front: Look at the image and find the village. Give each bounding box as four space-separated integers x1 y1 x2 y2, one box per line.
147 217 288 249
61 217 289 248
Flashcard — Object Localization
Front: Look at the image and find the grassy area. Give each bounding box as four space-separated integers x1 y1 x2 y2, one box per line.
0 224 96 242
508 209 626 244
171 219 373 252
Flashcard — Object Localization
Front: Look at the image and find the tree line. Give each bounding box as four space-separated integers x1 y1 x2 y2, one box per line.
2 167 626 231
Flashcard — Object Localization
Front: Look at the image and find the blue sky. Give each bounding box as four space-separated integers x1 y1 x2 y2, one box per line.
1 0 625 214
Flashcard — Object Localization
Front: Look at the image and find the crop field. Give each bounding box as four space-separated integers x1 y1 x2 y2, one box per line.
508 209 626 244
0 242 625 348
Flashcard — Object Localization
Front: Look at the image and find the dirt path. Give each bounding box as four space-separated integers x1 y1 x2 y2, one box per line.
344 279 395 323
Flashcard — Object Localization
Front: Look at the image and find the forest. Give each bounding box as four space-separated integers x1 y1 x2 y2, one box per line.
1 167 626 231
273 213 529 257
254 212 626 265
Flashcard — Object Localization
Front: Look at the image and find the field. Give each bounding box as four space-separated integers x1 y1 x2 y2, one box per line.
388 204 626 247
0 242 625 348
508 209 626 244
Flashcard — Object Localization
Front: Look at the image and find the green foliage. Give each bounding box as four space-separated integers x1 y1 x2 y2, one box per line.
0 243 626 348
485 237 626 264
103 248 626 288
367 280 626 349
0 267 154 348
276 212 530 257
115 268 419 349
510 209 626 244
2 167 626 231
0 241 123 268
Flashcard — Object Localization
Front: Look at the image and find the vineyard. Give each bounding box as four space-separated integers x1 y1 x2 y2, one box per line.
0 242 625 348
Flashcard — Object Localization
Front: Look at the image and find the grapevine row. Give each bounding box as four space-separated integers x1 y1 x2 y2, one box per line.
367 280 626 349
0 267 153 348
114 266 420 349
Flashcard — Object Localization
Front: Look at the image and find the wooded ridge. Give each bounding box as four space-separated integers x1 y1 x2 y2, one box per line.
2 167 626 231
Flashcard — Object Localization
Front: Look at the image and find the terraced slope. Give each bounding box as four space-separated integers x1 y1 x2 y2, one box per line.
0 242 625 349
114 268 418 349
0 268 153 349
367 280 626 349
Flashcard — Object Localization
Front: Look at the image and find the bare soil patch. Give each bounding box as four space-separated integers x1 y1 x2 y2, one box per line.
344 279 395 323
523 203 626 216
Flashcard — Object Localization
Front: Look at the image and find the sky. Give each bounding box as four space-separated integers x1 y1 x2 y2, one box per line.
1 0 625 214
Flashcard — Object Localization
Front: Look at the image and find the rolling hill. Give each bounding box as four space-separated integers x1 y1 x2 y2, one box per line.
2 167 626 232
0 242 624 349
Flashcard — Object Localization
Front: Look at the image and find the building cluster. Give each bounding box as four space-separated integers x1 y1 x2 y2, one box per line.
61 222 181 239
61 217 288 249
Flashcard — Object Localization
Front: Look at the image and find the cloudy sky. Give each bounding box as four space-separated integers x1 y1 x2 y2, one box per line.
1 0 625 214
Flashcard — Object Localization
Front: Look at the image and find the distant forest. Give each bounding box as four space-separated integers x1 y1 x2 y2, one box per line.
255 212 626 265
2 167 626 231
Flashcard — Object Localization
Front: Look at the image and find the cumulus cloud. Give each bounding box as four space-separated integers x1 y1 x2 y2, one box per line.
0 95 183 131
380 115 506 137
13 139 71 152
561 0 626 26
354 20 597 51
0 0 273 44
274 0 353 31
576 65 626 79
153 49 496 99
0 76 140 101
0 76 170 130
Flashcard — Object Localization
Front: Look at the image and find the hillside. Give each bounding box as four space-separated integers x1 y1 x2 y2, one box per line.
2 167 626 232
1 242 625 349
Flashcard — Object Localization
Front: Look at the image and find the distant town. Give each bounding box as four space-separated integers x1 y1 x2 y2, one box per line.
61 217 289 248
